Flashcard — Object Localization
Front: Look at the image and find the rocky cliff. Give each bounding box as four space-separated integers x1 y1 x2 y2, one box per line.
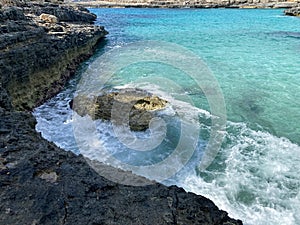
0 2 107 111
73 0 299 9
0 2 243 225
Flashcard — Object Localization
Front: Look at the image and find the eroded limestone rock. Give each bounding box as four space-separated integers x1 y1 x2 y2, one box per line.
71 89 168 131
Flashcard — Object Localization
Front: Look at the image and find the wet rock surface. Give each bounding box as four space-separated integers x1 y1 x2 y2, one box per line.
71 88 168 131
0 110 243 225
0 2 243 225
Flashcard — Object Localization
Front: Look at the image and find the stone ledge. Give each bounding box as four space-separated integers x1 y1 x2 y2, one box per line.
0 4 108 110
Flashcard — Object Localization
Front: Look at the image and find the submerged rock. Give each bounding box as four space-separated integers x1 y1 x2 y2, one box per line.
71 88 168 131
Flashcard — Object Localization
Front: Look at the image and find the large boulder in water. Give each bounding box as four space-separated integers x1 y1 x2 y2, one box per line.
71 88 168 131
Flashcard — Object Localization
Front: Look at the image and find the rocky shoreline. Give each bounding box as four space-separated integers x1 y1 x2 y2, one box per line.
284 5 300 16
72 0 299 9
0 2 107 111
0 2 243 224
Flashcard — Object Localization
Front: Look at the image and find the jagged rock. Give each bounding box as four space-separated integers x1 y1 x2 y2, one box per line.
0 85 12 111
0 5 26 21
39 13 58 23
22 2 97 23
285 6 300 16
0 4 108 111
71 89 168 131
0 109 243 225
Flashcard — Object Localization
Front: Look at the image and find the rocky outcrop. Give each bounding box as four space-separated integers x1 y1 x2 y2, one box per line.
71 88 168 131
72 0 300 9
0 2 243 225
22 2 97 22
0 3 107 111
285 5 300 16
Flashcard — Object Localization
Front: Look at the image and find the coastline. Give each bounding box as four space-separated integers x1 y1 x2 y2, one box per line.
0 2 108 111
70 0 299 9
0 2 243 224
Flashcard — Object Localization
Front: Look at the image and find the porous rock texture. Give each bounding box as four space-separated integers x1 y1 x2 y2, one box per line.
71 88 169 131
0 2 243 225
0 106 243 225
0 2 107 111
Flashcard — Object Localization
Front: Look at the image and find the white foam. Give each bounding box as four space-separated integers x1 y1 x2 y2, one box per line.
180 121 300 225
115 82 212 120
33 79 300 225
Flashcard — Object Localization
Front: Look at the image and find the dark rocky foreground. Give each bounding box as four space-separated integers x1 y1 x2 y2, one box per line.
0 106 243 225
0 2 243 224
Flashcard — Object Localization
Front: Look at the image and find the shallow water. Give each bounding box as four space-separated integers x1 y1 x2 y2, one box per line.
33 8 300 225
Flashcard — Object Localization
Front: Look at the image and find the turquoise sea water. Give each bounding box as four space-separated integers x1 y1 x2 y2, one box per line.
34 9 300 225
